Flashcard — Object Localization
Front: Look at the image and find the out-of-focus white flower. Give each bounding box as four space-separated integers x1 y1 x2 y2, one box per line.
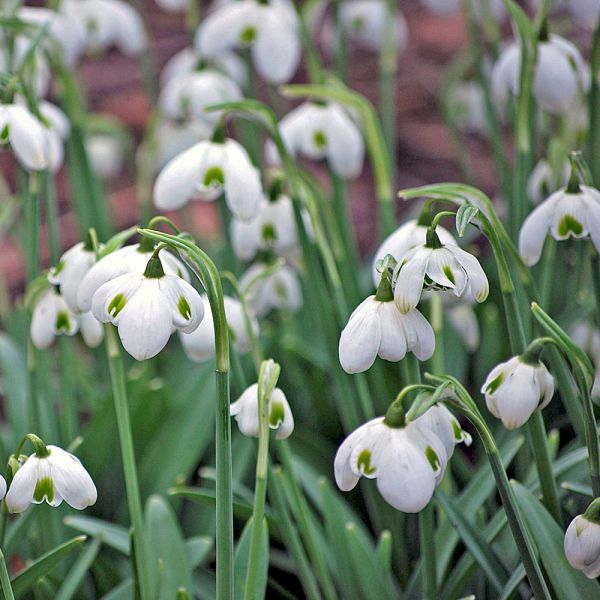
153 139 262 219
195 0 301 84
180 294 258 361
230 382 294 439
558 0 600 30
571 321 600 398
527 159 570 205
37 101 70 173
492 35 589 115
445 298 480 352
77 243 189 313
482 355 554 429
86 134 124 179
267 102 364 179
62 0 147 56
518 185 600 266
156 0 188 12
91 254 204 360
158 69 242 128
240 262 302 318
0 475 6 501
340 0 408 53
31 289 79 350
420 0 461 15
5 445 97 513
564 501 600 579
450 81 489 135
0 37 51 97
339 295 435 374
393 239 489 314
372 219 456 287
230 195 299 261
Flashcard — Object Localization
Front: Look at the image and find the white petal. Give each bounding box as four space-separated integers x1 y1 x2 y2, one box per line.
518 193 558 266
223 140 262 221
377 301 408 362
394 247 429 313
79 312 104 348
180 296 215 362
5 456 39 513
325 105 364 179
48 446 97 509
7 105 48 170
159 276 204 333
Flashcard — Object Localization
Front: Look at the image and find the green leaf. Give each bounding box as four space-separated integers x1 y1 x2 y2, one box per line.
185 536 213 568
98 226 139 259
234 517 269 600
64 516 129 555
498 563 526 600
455 203 479 237
55 537 102 600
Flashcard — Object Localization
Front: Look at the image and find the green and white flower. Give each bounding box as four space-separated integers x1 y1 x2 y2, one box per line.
31 289 79 350
564 500 600 579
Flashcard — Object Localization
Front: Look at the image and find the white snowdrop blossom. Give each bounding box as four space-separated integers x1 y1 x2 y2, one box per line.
560 0 600 30
518 185 600 266
180 294 259 362
240 262 302 318
156 0 188 12
339 295 435 374
340 0 408 53
31 289 79 350
450 81 489 135
230 383 294 439
0 475 6 501
334 413 451 513
91 255 205 361
571 322 600 398
372 219 456 287
413 404 472 459
393 239 489 314
5 445 97 513
267 102 364 179
482 355 554 430
564 504 600 579
77 243 189 313
445 298 480 352
527 159 570 205
86 134 124 179
153 139 262 220
230 195 299 261
62 0 147 56
195 0 301 84
491 35 589 115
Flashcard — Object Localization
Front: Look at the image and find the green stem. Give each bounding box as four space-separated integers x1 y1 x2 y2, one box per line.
331 0 347 81
590 20 600 186
104 326 153 600
0 549 14 600
419 503 437 600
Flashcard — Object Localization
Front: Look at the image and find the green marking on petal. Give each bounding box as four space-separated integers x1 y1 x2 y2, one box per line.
557 214 584 237
108 293 127 318
269 401 285 428
451 419 463 442
33 476 54 503
485 372 504 395
240 25 257 44
55 311 71 333
0 124 9 142
178 296 192 320
313 130 327 149
203 166 225 188
425 446 440 472
352 16 364 33
442 265 456 285
261 223 277 244
357 449 376 476
51 261 65 277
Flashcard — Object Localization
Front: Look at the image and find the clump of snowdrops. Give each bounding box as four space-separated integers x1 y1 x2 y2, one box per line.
1 0 600 598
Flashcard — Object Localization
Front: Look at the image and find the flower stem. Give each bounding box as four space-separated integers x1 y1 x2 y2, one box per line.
589 19 600 185
0 549 14 600
104 326 153 600
419 503 437 600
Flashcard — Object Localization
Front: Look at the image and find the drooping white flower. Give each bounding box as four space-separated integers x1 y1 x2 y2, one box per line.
5 445 97 513
86 134 124 179
77 243 189 313
334 415 449 513
340 0 408 53
78 311 104 348
565 507 600 579
31 289 79 350
571 321 600 398
527 159 570 205
372 219 456 287
445 298 480 352
518 185 600 266
153 139 262 220
230 195 299 261
266 102 364 179
563 0 600 31
0 36 51 97
413 404 472 459
91 254 204 360
230 382 294 439
62 0 147 56
180 294 259 362
239 262 302 318
450 81 489 135
491 35 589 115
482 355 554 429
156 0 188 12
0 475 6 501
339 296 435 374
195 0 301 84
393 239 489 314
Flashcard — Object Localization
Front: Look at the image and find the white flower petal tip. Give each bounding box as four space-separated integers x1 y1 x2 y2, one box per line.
5 445 97 513
31 289 79 350
230 383 294 440
519 185 600 266
91 269 204 361
564 504 600 579
338 296 435 374
153 139 262 220
482 356 554 430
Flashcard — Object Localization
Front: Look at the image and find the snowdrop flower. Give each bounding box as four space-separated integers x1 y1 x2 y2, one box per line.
0 475 6 501
31 289 79 350
562 0 600 30
240 262 302 318
77 243 189 313
195 0 301 84
393 233 489 314
564 500 600 579
518 184 600 266
37 101 70 173
334 413 450 513
230 195 299 261
158 69 243 129
156 0 188 12
445 298 480 352
527 159 570 205
78 311 104 348
230 383 294 439
413 404 472 458
267 102 364 179
62 0 147 56
482 355 554 429
420 0 461 15
180 294 258 362
340 0 408 54
153 139 262 220
91 252 204 360
5 445 97 513
372 219 456 287
86 134 124 179
571 322 600 398
491 35 589 115
450 81 489 135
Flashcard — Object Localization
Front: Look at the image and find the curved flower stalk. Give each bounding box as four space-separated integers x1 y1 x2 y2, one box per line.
570 321 600 397
565 498 600 578
195 0 301 84
266 101 365 180
153 139 262 220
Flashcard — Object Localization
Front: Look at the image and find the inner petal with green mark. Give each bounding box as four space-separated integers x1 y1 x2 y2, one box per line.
442 265 456 285
203 166 225 189
269 401 285 428
352 16 364 33
425 446 441 472
108 293 127 318
261 223 277 244
0 124 9 142
178 296 192 320
55 311 72 334
485 371 504 395
239 25 257 45
313 130 327 150
557 214 584 237
356 448 376 476
33 476 55 503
